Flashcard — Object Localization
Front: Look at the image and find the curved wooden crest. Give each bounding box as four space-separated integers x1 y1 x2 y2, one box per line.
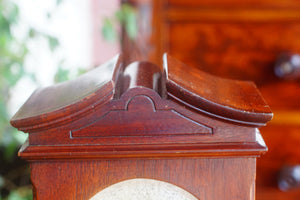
10 53 272 159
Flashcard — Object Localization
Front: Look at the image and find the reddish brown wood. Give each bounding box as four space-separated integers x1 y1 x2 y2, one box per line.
165 54 272 125
259 82 300 111
30 158 256 200
11 54 272 200
121 1 300 199
256 187 300 200
121 0 163 66
167 23 300 85
257 125 300 188
277 165 300 191
166 0 300 8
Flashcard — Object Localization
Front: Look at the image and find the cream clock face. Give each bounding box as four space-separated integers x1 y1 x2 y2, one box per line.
89 178 198 200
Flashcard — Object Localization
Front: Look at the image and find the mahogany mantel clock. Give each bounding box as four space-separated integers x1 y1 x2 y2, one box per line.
10 54 272 200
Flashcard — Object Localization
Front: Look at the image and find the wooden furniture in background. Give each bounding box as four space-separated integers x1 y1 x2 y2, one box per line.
11 54 272 199
122 0 300 199
277 165 300 191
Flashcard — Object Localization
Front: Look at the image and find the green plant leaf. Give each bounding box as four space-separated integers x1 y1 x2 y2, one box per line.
47 36 59 52
0 176 4 188
8 192 21 200
124 12 137 39
28 28 37 38
4 140 18 161
0 1 69 198
7 187 32 200
54 66 70 83
101 18 117 42
103 3 137 41
76 68 87 76
7 4 19 24
56 0 63 6
13 131 28 145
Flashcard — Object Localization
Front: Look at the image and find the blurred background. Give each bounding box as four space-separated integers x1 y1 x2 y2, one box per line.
1 0 300 199
0 0 120 199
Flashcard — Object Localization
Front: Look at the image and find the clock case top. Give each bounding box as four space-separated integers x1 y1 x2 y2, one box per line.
10 53 272 160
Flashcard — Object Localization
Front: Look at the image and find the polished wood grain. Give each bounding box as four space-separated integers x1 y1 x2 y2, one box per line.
165 54 272 125
12 54 269 154
260 82 300 110
30 158 256 200
167 9 300 22
10 56 120 132
11 54 271 199
257 125 300 188
256 187 300 200
120 1 300 199
166 0 300 8
167 23 300 85
121 0 163 66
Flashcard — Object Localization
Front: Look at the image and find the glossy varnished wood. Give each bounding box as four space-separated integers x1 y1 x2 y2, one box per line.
121 0 164 66
30 158 256 200
166 0 300 8
11 54 272 200
11 54 270 158
165 54 272 125
257 125 300 187
167 23 300 85
121 1 300 198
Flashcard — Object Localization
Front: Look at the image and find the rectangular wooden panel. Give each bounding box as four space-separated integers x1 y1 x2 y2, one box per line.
167 22 300 84
166 0 300 8
259 82 300 110
256 125 300 199
30 158 256 200
157 1 300 199
257 125 300 187
166 9 300 22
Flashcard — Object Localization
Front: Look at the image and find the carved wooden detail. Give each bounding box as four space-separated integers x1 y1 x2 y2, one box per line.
70 94 213 139
11 54 271 150
121 0 300 199
10 54 272 200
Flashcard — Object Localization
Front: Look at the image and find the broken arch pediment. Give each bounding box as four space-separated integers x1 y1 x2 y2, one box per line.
70 94 212 139
10 53 272 159
11 53 272 131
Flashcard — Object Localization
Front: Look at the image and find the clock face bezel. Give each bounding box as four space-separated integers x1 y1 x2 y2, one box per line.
89 178 199 200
